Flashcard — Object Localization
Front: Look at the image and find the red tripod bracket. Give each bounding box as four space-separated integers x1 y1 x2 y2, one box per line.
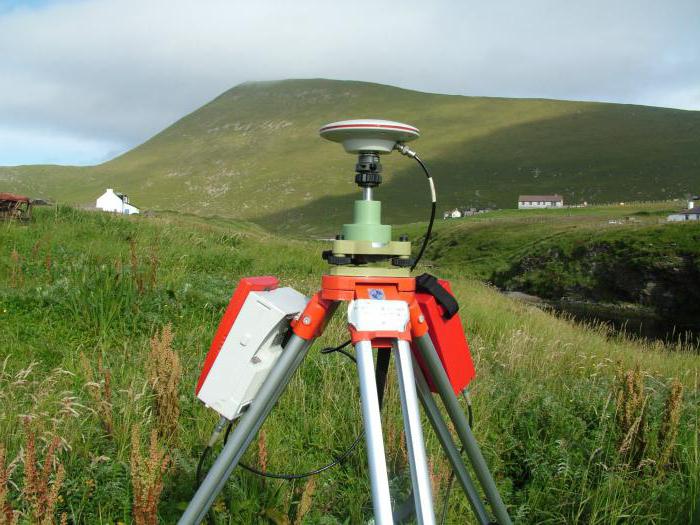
294 274 474 395
291 293 336 340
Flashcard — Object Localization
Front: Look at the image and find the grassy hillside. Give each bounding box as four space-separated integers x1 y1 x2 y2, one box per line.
405 202 700 342
2 79 699 233
414 202 688 277
0 207 698 523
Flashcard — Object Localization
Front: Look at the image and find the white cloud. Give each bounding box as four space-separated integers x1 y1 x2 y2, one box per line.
0 0 698 165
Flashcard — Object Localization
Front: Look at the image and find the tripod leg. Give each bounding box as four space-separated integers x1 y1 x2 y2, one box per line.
179 334 314 525
394 339 436 525
355 340 394 525
413 334 513 525
413 360 491 525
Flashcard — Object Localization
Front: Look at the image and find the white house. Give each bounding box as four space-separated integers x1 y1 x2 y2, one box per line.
518 194 564 209
667 195 700 222
450 208 462 218
96 188 140 215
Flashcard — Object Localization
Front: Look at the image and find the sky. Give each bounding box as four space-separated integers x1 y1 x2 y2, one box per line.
0 0 698 166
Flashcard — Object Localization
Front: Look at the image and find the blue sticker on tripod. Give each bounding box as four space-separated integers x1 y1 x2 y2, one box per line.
368 288 385 300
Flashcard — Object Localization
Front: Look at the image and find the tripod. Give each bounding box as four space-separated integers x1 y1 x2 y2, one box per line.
180 119 511 524
180 274 511 525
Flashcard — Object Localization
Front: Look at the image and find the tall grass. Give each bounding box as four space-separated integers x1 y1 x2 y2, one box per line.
0 206 697 523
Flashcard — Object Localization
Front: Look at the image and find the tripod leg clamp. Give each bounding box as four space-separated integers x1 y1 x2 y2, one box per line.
292 293 337 340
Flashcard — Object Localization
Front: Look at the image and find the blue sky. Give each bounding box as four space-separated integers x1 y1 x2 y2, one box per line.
0 0 50 12
0 0 698 166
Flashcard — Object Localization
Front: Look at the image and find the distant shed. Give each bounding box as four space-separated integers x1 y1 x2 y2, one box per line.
96 188 140 215
518 194 564 209
0 192 32 221
668 209 700 222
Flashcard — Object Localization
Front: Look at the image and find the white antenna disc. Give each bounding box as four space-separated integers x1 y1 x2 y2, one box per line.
319 119 420 153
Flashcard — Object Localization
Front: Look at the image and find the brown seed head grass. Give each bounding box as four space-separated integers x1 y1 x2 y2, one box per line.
130 425 170 525
294 477 316 525
614 365 648 465
657 379 683 469
147 249 159 290
130 239 144 294
9 250 23 289
428 455 449 501
21 426 65 525
81 354 114 438
0 445 18 525
257 430 268 482
147 324 182 440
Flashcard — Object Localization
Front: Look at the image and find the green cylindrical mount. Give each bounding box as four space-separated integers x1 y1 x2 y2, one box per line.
342 200 391 243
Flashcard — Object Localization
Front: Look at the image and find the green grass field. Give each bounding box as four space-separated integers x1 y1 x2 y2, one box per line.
0 206 698 524
1 79 699 232
409 201 691 276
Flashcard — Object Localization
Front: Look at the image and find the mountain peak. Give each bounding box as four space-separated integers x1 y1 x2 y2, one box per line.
2 79 698 231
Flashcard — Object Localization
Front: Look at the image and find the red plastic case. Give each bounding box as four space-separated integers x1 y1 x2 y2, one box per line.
411 280 475 394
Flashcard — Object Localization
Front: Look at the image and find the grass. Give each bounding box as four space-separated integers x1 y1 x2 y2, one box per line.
0 206 698 523
1 79 699 232
403 201 683 278
403 201 700 345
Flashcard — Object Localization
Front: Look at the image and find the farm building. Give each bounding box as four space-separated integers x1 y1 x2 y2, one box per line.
96 188 140 215
0 192 32 220
518 195 564 209
667 195 700 222
443 208 462 219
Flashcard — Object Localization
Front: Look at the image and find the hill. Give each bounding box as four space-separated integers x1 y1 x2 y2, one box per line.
2 79 700 232
403 202 700 343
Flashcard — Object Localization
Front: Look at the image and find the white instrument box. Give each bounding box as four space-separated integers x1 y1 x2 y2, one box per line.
197 285 307 420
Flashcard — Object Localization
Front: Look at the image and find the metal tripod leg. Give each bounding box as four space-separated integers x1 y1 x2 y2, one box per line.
355 340 394 525
414 334 512 525
393 339 436 525
413 359 491 525
179 334 314 525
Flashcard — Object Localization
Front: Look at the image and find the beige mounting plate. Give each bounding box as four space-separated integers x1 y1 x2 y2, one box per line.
332 239 412 257
329 266 410 278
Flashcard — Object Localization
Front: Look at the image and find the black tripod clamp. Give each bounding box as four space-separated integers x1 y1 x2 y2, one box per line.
415 273 459 320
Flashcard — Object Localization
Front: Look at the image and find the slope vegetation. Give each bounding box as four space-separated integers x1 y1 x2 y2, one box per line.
2 79 699 231
0 207 697 523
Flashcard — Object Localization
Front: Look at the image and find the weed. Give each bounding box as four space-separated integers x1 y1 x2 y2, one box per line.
0 446 17 525
130 425 170 525
81 354 114 438
148 249 159 290
130 238 144 295
428 456 450 504
147 324 182 440
44 252 52 281
294 478 316 525
658 379 684 469
21 426 65 525
257 429 268 482
8 250 22 288
615 366 648 465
